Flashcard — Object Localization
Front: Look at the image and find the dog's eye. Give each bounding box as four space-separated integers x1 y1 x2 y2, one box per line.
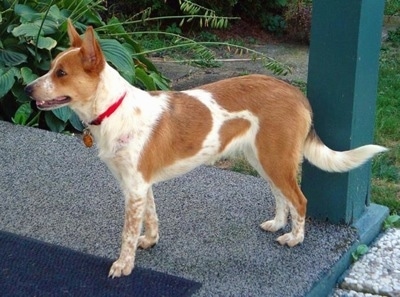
56 69 67 78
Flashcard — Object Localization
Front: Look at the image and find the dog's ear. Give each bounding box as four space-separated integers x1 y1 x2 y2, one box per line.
80 26 105 72
67 19 82 47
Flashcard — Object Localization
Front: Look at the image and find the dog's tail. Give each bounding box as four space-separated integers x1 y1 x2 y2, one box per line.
303 128 388 173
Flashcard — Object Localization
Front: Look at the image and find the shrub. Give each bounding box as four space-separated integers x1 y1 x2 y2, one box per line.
234 0 288 33
285 0 312 43
0 0 290 133
0 0 168 132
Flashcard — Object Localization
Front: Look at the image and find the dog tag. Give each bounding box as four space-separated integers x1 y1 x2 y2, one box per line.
83 129 94 148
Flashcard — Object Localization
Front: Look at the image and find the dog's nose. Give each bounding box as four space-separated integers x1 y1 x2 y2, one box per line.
24 84 33 97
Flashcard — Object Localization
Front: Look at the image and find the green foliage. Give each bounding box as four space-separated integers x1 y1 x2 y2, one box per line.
372 153 400 183
351 244 369 262
236 0 288 32
388 27 400 43
372 182 400 214
371 38 400 214
0 0 168 132
262 14 286 34
0 0 291 133
383 214 400 230
285 0 312 43
188 0 239 16
385 0 400 15
231 155 259 177
130 2 290 73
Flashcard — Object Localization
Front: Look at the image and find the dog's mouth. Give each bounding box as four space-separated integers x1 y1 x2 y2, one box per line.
36 96 71 110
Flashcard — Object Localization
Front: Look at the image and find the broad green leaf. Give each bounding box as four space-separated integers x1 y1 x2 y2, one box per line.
12 102 32 125
68 112 84 132
122 34 142 54
21 67 38 84
12 19 59 38
12 83 31 103
106 17 127 35
100 39 135 81
0 67 18 98
387 214 400 223
122 43 136 57
135 55 158 73
45 111 67 133
52 106 73 122
356 244 369 254
0 48 27 66
135 67 156 91
33 19 59 36
14 4 37 21
46 5 64 23
149 72 170 90
35 36 57 50
12 23 40 37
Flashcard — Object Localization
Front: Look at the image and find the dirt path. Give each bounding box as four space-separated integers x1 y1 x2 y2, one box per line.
153 42 309 90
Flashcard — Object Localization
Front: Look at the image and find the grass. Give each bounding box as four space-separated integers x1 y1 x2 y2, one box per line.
371 29 400 214
385 0 400 15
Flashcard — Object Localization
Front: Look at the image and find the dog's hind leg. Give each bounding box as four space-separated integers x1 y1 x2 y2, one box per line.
244 148 289 232
260 183 289 232
246 141 307 247
138 187 160 249
260 158 307 247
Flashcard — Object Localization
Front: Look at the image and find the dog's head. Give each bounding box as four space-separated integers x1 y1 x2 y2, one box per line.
25 20 105 111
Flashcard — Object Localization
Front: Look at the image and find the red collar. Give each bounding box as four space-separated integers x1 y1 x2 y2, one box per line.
90 92 126 125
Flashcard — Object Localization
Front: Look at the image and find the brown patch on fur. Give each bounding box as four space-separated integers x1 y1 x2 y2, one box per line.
200 75 312 114
201 74 311 219
218 118 251 153
29 25 105 109
138 92 212 182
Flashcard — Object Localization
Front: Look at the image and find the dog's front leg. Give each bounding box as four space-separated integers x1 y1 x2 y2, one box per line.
109 187 147 278
138 187 160 249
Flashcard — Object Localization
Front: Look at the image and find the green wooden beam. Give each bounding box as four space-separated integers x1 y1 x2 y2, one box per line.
301 0 385 223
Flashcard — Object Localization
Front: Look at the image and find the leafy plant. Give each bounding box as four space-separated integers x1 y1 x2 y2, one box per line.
122 1 291 72
285 0 312 43
351 244 369 262
388 27 400 44
385 0 400 16
236 0 288 33
383 214 400 230
1 0 291 133
263 14 286 34
0 0 168 132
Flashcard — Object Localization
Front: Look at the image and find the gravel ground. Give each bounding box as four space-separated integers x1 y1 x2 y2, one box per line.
332 228 400 297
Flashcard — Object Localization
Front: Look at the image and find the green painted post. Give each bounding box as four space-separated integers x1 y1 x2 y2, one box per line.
301 0 385 224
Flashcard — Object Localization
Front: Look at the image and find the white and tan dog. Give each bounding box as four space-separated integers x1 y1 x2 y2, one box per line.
25 21 387 278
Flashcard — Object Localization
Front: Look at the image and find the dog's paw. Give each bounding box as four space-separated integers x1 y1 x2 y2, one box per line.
260 219 286 232
108 258 134 278
137 234 159 250
276 232 304 247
